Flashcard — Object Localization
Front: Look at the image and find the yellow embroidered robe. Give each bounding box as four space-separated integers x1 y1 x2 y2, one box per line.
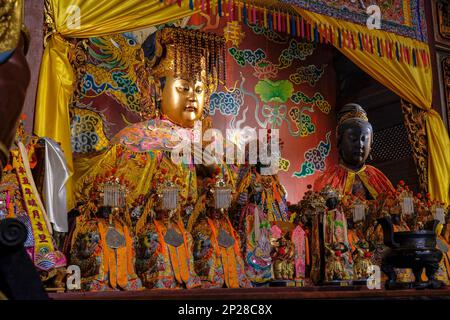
135 218 201 289
69 217 142 291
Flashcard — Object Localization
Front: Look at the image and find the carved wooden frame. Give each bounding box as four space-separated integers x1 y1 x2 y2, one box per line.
400 100 429 193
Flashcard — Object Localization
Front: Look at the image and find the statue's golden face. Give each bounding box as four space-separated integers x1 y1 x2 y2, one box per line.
160 75 206 128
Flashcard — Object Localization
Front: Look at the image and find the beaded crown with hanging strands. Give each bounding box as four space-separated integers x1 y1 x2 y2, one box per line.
143 27 226 93
100 177 127 208
90 169 131 211
157 181 179 211
297 184 326 217
151 168 183 211
213 178 232 209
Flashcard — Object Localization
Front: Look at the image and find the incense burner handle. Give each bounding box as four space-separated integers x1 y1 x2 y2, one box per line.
377 216 400 249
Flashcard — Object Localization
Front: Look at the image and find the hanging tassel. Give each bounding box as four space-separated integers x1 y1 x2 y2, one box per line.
189 0 194 10
412 49 417 66
258 8 263 27
387 41 394 60
385 39 389 58
326 25 330 44
223 0 227 18
273 11 277 31
243 2 248 25
300 17 305 39
419 50 424 68
237 2 242 21
338 28 342 48
218 0 222 17
287 13 291 35
268 12 273 30
318 24 322 43
282 13 286 33
330 26 334 45
395 42 400 61
358 33 363 50
291 14 297 37
228 0 234 21
278 10 282 32
403 45 407 64
253 5 257 25
351 32 356 49
177 0 182 7
206 0 211 14
201 0 205 11
305 23 310 41
377 38 381 57
280 12 284 32
314 24 319 43
296 16 300 37
264 8 267 28
404 46 409 64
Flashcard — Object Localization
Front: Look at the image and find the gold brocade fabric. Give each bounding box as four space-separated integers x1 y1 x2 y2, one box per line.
74 144 197 216
0 0 22 52
74 117 237 217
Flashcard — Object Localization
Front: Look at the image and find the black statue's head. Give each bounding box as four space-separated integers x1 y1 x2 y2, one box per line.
337 104 373 171
326 197 339 210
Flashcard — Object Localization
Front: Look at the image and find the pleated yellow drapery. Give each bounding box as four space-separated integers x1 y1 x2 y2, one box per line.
34 0 200 210
295 8 450 205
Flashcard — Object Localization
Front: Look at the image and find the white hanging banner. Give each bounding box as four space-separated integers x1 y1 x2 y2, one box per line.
434 207 445 224
353 205 366 222
401 197 414 216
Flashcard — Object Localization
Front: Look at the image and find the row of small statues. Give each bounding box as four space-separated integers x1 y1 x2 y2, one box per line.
64 176 449 291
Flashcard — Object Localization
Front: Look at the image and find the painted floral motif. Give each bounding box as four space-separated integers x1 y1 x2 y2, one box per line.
277 39 315 69
209 88 244 116
289 64 327 86
279 158 291 172
262 104 288 128
289 107 316 137
293 132 331 178
253 60 279 80
255 79 294 103
249 24 288 44
228 47 266 67
291 91 331 114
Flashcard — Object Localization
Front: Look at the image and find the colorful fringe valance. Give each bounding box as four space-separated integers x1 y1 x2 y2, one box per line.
186 0 430 69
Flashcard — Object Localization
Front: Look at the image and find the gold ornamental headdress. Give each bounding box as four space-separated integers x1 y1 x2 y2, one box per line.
298 185 326 216
142 27 226 93
320 185 342 202
337 103 369 128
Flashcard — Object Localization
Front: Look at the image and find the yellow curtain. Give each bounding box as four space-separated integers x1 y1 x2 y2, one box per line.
295 8 450 205
34 0 200 210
